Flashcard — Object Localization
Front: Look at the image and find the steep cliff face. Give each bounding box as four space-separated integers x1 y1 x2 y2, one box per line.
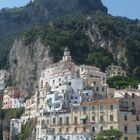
86 23 127 66
9 38 53 96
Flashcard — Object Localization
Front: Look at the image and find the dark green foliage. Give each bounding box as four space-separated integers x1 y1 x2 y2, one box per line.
107 76 139 89
0 37 14 69
132 67 140 80
0 0 107 38
0 122 3 140
18 119 36 140
0 5 139 74
22 14 113 70
0 108 24 131
22 12 140 72
96 129 122 140
94 12 140 70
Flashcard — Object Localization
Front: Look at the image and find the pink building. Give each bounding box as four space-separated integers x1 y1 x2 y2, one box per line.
2 87 21 109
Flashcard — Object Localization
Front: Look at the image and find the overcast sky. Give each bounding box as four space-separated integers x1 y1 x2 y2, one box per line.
0 0 139 19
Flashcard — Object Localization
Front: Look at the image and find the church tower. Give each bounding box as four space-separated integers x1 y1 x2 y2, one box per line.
63 47 71 62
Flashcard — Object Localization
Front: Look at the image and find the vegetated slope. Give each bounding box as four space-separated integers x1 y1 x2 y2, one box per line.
0 0 107 38
22 12 140 73
0 1 139 95
8 12 140 96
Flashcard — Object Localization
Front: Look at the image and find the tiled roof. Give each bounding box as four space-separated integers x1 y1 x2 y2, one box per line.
81 98 120 106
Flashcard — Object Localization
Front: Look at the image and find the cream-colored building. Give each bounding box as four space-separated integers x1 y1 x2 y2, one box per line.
36 98 118 140
35 97 140 140
106 65 126 77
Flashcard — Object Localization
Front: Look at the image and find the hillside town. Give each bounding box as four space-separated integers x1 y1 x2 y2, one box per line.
1 47 140 140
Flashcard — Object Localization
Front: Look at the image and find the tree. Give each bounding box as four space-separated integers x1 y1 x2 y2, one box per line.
0 122 3 140
96 129 122 140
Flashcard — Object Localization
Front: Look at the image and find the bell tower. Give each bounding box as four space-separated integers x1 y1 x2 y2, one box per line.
63 47 71 62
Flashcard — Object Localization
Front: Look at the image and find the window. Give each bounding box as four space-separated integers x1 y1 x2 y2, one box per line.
74 116 78 125
92 116 95 122
102 87 104 92
136 116 139 121
132 102 135 108
82 107 86 112
100 115 104 122
59 117 63 125
96 87 99 91
60 136 63 140
59 128 62 133
74 127 77 132
110 105 113 111
110 115 114 121
100 126 103 131
69 82 71 86
83 127 86 132
124 137 128 140
110 126 113 129
47 119 49 125
41 80 43 88
132 93 135 98
136 126 140 134
124 115 127 121
100 105 104 111
66 128 69 133
66 117 69 125
92 127 95 132
53 118 56 125
52 128 55 134
92 106 95 111
125 93 128 98
124 125 128 133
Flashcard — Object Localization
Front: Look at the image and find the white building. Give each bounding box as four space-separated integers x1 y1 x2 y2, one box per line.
10 119 22 140
0 70 9 91
20 47 109 140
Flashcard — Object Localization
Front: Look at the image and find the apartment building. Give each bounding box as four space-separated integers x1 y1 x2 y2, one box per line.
106 65 126 77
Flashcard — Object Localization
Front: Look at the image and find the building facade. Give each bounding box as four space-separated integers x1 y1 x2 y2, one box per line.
2 87 22 109
106 65 126 77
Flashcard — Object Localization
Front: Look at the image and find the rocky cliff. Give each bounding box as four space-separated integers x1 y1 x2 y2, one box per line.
9 38 53 96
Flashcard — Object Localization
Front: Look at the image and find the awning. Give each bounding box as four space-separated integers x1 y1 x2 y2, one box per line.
80 115 87 120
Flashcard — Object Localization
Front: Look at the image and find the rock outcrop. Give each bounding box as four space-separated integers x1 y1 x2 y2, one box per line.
9 38 53 96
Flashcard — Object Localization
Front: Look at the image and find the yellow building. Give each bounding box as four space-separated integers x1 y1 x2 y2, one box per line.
36 97 140 140
36 98 120 140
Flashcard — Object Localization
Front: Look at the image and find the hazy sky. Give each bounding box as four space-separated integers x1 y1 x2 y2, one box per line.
0 0 139 19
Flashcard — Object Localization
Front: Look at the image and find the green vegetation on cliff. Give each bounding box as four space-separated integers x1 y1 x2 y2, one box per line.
22 12 140 73
0 108 24 131
18 119 36 140
0 1 139 78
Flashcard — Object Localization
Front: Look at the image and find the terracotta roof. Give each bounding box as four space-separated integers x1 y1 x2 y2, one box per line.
81 98 120 106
